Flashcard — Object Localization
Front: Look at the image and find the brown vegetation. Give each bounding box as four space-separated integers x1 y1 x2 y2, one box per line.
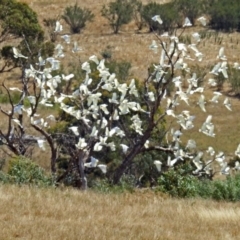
0 184 240 240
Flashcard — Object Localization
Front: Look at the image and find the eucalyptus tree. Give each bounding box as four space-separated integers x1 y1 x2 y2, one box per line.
0 0 54 73
1 17 240 190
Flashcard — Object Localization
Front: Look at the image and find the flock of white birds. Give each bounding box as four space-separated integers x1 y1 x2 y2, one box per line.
9 16 240 179
150 15 240 176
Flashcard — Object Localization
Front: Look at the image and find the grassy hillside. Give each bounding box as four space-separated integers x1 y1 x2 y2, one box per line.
0 0 237 167
0 184 240 240
6 0 238 159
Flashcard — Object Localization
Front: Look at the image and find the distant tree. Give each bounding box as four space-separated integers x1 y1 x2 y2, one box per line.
101 0 137 34
43 17 60 42
0 0 54 72
228 65 240 96
141 2 180 34
132 0 145 32
207 0 240 32
173 0 206 26
62 3 94 34
0 0 43 43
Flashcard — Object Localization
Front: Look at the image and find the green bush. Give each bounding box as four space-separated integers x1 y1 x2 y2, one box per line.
0 0 43 39
132 0 145 32
228 66 240 96
211 175 240 201
0 90 21 104
101 0 136 34
0 0 50 72
173 0 206 25
157 161 240 201
6 157 54 187
208 0 240 32
141 2 179 34
107 60 131 82
101 45 113 60
62 3 94 34
157 162 199 198
91 175 135 193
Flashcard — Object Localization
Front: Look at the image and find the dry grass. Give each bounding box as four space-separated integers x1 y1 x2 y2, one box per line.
0 184 239 240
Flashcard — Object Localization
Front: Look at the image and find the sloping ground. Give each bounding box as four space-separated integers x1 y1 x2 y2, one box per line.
0 1 237 162
0 184 240 240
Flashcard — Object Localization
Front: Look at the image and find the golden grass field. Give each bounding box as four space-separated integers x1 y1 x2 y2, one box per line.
0 184 240 240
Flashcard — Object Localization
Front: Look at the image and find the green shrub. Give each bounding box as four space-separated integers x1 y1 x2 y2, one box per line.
6 157 54 187
132 0 145 32
208 0 240 32
107 60 131 82
101 45 113 60
157 162 240 201
62 3 94 34
195 179 215 199
173 0 206 25
211 175 240 201
0 171 10 184
157 163 199 198
101 0 136 34
91 175 135 193
0 0 43 39
228 66 240 96
0 89 27 104
141 2 180 34
0 0 49 72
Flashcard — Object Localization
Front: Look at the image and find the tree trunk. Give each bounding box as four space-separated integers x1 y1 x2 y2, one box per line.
113 144 142 184
78 150 89 190
113 126 154 184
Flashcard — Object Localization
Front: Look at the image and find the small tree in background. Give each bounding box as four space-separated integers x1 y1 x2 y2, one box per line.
62 3 94 34
141 2 180 34
132 0 145 32
173 0 205 26
0 0 43 43
0 0 54 73
207 0 240 32
43 17 61 42
101 0 136 34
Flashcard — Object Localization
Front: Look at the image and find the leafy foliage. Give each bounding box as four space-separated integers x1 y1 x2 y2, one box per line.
141 2 180 34
62 3 94 34
157 162 199 198
207 0 240 32
101 0 136 34
91 176 135 193
173 0 206 25
43 17 60 42
0 0 54 73
0 0 43 40
132 0 145 32
228 66 240 96
0 157 54 187
158 165 240 202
